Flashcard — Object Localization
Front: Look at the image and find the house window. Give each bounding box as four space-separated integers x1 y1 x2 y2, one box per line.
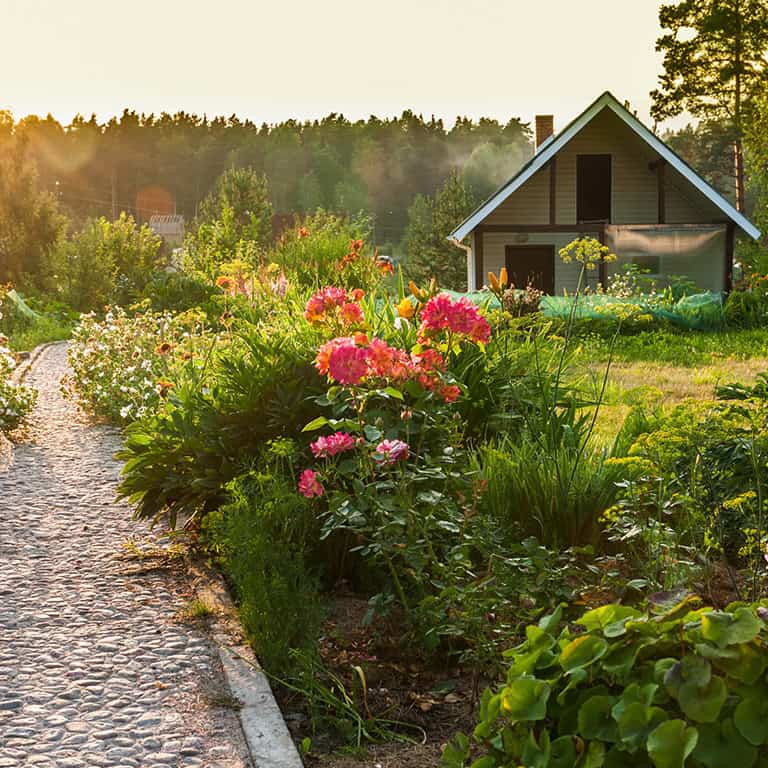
577 154 611 223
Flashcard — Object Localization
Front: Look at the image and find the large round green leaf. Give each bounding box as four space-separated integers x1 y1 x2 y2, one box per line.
701 608 762 649
559 635 609 673
578 695 619 742
678 675 727 723
716 642 768 684
647 720 698 768
500 676 551 721
692 718 757 768
549 736 577 768
735 690 768 746
617 702 668 751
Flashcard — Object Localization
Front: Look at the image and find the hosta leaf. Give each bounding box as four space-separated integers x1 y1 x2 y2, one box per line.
647 720 698 768
693 718 757 768
521 728 550 768
559 635 609 673
499 676 550 721
301 416 328 432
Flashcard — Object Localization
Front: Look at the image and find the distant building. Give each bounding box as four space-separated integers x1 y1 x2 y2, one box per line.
149 214 185 246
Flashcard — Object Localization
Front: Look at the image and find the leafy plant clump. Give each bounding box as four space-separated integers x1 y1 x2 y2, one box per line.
443 595 768 768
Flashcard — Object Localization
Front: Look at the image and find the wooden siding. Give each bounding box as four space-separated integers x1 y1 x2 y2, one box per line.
481 107 724 228
484 166 550 225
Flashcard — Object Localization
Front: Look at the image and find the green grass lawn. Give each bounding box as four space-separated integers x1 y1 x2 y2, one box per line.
574 328 768 445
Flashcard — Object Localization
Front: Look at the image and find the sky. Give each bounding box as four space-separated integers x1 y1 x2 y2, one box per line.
1 0 685 132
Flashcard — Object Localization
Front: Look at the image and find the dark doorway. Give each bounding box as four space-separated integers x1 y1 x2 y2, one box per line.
505 245 555 294
577 154 611 222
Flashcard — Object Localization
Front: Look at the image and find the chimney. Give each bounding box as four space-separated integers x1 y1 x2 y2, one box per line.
535 115 554 150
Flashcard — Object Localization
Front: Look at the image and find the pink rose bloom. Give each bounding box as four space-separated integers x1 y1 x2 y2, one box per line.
374 439 409 466
298 469 324 498
311 432 356 458
418 294 491 344
315 337 369 385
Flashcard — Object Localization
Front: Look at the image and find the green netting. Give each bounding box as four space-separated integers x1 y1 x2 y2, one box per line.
540 292 724 331
4 290 40 321
439 290 724 331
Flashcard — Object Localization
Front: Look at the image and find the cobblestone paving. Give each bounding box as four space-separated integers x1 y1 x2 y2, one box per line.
0 344 252 768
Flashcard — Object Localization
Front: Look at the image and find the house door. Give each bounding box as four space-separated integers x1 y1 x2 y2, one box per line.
505 245 555 294
577 154 612 222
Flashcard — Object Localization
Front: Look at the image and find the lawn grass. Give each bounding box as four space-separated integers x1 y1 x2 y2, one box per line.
580 327 768 366
574 328 768 446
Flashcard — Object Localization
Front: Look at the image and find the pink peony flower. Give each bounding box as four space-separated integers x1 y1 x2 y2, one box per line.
418 294 491 345
298 469 324 498
315 337 369 385
439 384 461 403
310 431 356 458
374 439 409 466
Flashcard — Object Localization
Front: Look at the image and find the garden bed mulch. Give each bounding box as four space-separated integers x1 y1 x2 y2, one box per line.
278 597 482 768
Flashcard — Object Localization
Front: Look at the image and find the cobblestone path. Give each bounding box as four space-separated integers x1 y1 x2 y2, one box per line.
0 345 252 768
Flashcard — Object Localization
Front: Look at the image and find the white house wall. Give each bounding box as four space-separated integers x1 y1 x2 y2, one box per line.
481 231 596 294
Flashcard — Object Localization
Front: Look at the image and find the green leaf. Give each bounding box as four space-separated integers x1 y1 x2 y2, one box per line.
559 635 609 673
499 677 551 721
717 642 767 684
301 416 329 432
578 604 642 633
693 718 757 768
578 695 619 742
538 604 565 634
521 728 550 768
701 608 762 648
647 720 698 768
618 703 668 751
583 740 606 768
677 676 727 723
381 386 404 400
363 424 382 442
735 690 768 746
549 736 577 768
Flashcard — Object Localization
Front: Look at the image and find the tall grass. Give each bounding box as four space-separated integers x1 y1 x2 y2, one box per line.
476 437 621 549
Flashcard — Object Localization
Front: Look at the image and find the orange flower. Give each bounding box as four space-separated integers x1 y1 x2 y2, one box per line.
396 298 415 319
155 341 173 355
156 379 175 397
377 259 394 275
216 275 235 291
298 226 310 238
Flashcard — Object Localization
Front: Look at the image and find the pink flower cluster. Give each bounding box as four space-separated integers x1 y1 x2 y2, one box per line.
310 431 356 458
298 468 323 498
418 294 491 345
304 287 365 327
314 334 459 402
374 439 409 465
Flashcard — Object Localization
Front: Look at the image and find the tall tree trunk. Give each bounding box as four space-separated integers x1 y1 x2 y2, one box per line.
735 138 745 213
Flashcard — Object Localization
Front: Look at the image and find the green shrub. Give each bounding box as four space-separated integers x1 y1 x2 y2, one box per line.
443 596 768 768
273 211 377 290
203 465 322 675
117 311 326 524
141 271 217 314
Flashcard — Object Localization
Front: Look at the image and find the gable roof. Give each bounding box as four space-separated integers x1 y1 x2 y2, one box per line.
450 91 761 242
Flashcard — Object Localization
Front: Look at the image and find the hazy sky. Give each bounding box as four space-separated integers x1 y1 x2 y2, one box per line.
1 0 682 131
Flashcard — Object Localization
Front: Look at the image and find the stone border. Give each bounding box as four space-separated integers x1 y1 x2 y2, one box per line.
189 560 304 768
